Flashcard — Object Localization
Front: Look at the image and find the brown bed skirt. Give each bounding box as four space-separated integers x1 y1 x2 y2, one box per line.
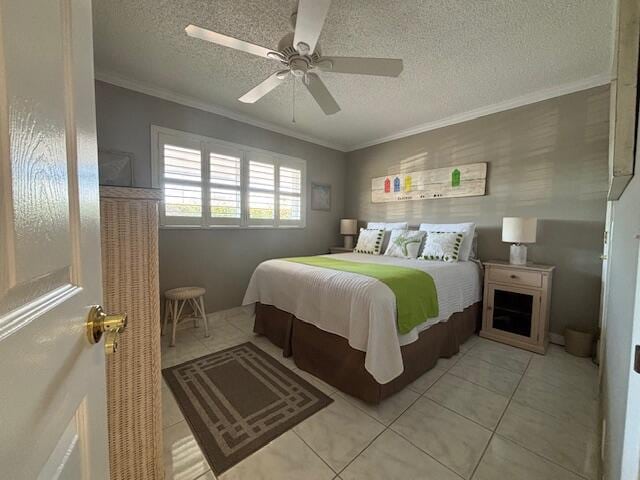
253 302 482 404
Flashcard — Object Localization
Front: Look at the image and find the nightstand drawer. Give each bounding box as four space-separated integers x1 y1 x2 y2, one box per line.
488 267 542 288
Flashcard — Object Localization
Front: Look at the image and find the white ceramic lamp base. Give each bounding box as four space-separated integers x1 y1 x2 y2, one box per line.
510 244 528 265
343 235 354 249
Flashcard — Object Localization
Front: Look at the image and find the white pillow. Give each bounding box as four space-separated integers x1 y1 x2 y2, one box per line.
354 229 385 255
384 230 426 259
419 223 476 261
420 232 464 262
367 222 408 251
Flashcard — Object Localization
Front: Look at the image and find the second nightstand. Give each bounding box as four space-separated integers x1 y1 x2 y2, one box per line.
481 260 555 354
329 246 354 254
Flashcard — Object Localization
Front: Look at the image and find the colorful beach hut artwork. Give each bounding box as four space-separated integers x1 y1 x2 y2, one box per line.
452 168 461 187
371 162 487 203
404 175 412 192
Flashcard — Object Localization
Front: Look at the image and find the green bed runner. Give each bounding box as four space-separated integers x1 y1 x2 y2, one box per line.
285 256 439 334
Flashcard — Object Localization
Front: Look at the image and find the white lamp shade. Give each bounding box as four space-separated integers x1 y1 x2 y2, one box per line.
502 217 537 243
340 219 358 235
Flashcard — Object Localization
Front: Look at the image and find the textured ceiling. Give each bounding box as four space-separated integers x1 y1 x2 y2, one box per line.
92 0 614 151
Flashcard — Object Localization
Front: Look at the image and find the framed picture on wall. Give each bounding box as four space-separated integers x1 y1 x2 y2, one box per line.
98 149 135 187
311 183 331 211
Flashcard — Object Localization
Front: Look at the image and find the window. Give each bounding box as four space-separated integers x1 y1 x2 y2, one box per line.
152 126 306 228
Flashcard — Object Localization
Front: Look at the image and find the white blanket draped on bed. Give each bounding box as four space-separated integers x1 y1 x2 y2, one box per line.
242 253 482 384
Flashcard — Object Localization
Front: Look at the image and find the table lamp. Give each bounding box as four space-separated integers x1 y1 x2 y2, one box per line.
502 217 537 265
340 219 358 249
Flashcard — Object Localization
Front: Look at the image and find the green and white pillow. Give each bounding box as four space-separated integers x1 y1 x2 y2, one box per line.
420 231 464 262
354 229 385 255
384 230 426 259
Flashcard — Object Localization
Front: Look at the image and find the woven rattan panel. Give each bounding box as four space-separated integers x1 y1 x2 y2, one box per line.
100 187 163 480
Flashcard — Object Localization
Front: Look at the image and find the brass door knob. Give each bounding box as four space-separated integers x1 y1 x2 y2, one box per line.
86 305 127 354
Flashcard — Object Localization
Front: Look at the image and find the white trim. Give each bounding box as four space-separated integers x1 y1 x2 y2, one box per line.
96 70 348 152
99 70 610 153
549 332 565 346
152 125 306 229
348 74 612 151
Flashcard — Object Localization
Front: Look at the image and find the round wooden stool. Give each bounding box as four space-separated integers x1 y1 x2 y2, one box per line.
162 286 209 347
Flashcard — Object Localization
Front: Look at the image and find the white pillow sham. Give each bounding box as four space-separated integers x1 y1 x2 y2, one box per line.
354 229 385 255
384 230 426 259
367 222 409 251
420 231 464 262
419 222 476 261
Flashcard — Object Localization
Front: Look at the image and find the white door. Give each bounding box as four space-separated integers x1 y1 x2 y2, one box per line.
0 0 110 478
620 237 640 480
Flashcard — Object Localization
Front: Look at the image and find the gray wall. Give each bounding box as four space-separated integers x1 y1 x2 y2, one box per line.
345 86 610 335
95 81 346 312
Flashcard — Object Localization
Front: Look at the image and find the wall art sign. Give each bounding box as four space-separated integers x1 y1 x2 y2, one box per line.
371 162 487 203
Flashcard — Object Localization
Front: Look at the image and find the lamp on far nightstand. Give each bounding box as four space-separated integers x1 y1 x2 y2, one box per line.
340 219 358 249
502 217 537 265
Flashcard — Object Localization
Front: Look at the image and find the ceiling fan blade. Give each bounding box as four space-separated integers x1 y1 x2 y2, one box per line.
185 24 278 59
318 57 403 77
238 71 289 103
293 0 332 55
304 72 340 115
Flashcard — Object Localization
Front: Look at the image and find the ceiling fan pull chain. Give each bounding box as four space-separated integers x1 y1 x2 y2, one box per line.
292 78 296 124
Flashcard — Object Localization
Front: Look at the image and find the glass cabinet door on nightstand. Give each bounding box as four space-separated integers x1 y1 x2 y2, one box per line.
486 284 542 344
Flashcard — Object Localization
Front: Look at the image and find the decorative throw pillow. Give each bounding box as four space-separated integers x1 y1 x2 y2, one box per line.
354 229 385 255
420 232 464 262
367 221 409 251
419 222 476 261
384 230 426 259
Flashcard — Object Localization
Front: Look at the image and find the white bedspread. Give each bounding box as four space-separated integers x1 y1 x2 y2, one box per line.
242 253 482 383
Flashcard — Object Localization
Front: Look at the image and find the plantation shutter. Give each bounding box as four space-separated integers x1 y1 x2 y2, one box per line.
161 142 203 224
248 159 275 222
279 166 302 221
209 148 242 224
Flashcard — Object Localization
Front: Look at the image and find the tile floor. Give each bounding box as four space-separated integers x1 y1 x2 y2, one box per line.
161 309 600 480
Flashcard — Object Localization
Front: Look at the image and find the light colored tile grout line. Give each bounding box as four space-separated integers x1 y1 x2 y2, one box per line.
465 351 594 480
290 428 343 477
331 345 476 479
466 351 532 479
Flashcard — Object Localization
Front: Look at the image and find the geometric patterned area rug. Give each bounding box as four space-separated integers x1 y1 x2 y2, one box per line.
162 342 333 475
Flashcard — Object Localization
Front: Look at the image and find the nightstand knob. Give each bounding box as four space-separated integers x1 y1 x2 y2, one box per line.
510 274 518 279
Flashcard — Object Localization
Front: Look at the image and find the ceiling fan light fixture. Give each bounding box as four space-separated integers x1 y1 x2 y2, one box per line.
296 41 311 55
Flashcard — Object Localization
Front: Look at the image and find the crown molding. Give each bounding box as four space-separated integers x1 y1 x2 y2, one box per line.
347 73 611 151
94 70 349 152
96 70 610 154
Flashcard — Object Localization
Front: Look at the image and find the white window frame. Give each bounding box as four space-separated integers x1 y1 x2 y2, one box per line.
151 125 307 229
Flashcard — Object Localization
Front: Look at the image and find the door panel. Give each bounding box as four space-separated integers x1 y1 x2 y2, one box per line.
0 0 108 478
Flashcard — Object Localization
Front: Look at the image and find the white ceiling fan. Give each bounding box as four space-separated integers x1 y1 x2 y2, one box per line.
185 0 403 115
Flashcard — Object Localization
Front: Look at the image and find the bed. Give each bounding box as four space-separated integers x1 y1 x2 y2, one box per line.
242 252 483 404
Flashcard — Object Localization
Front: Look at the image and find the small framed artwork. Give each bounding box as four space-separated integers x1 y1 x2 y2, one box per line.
98 149 135 187
311 183 331 211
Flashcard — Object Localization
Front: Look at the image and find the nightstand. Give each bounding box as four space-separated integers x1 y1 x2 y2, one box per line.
329 246 354 254
481 261 555 354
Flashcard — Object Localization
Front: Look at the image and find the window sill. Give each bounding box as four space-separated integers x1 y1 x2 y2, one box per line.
159 224 306 230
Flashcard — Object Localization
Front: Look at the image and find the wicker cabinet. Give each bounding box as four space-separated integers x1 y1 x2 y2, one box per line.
481 261 555 354
100 187 164 480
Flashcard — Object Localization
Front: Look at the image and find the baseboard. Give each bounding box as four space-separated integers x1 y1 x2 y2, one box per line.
549 332 565 346
208 304 254 319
